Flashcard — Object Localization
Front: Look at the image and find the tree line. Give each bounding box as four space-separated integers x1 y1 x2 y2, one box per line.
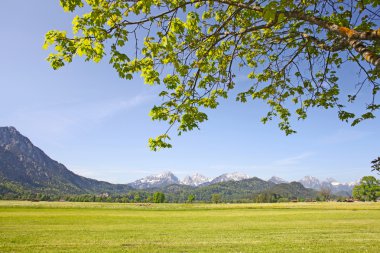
2 176 378 203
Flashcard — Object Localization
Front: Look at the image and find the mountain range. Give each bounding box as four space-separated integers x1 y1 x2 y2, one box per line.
0 126 356 200
127 171 251 189
128 171 356 194
298 176 357 194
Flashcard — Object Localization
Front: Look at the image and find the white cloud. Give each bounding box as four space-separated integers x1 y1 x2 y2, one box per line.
274 152 314 166
3 94 153 138
85 94 153 122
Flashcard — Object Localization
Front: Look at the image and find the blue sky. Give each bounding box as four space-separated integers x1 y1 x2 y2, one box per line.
0 1 379 183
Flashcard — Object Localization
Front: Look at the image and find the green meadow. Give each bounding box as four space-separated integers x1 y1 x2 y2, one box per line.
0 201 379 252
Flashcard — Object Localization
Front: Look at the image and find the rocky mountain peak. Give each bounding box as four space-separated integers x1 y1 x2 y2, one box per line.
0 126 25 140
297 176 357 194
298 176 321 189
0 126 25 146
128 171 180 189
268 176 288 184
181 173 210 186
0 126 52 166
210 172 250 184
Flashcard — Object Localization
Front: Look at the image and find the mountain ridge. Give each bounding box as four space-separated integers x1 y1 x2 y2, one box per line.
0 126 132 195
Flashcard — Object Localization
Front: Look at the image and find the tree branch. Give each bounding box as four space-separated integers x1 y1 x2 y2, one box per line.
348 39 380 67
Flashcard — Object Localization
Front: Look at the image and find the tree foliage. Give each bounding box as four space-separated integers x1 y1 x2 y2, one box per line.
211 193 221 203
45 0 380 150
319 186 332 201
371 157 380 174
153 191 166 203
187 194 195 203
352 176 380 201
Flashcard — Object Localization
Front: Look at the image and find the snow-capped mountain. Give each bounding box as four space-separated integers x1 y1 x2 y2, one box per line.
126 171 358 192
325 178 358 193
210 172 250 184
128 171 180 189
298 176 322 189
181 173 210 186
268 176 288 184
297 176 357 194
127 171 251 189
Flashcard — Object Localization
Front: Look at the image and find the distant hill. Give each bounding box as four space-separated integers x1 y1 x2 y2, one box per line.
190 177 275 202
264 182 317 200
0 127 132 195
144 177 317 202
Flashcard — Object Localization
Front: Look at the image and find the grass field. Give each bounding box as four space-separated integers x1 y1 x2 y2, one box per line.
0 201 379 252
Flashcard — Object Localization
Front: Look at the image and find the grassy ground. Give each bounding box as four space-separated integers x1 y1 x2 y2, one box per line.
0 201 379 252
